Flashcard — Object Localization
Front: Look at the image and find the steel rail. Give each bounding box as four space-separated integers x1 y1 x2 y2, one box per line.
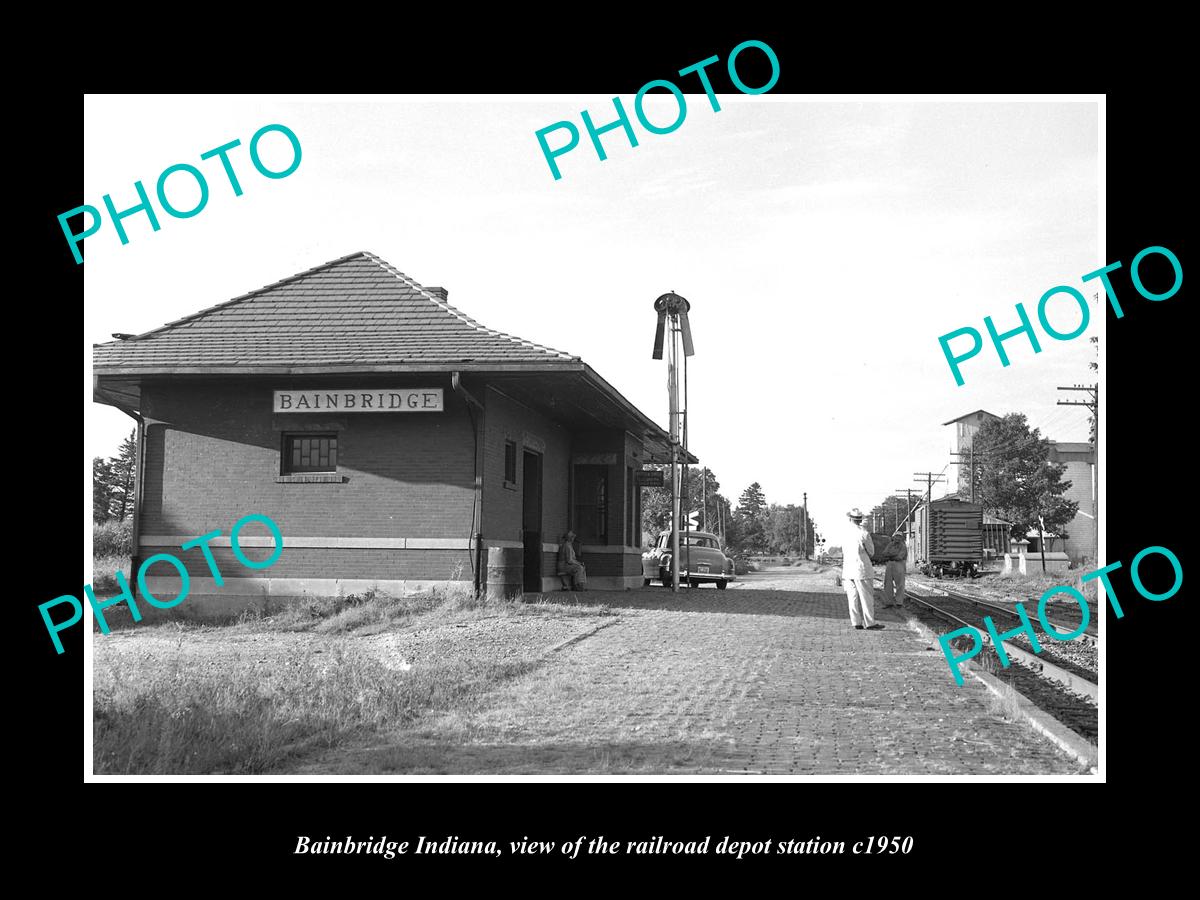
910 579 1098 646
898 585 1099 702
941 587 1099 647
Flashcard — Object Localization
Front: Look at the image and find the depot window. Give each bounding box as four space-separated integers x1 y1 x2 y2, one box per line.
574 464 608 543
282 433 338 474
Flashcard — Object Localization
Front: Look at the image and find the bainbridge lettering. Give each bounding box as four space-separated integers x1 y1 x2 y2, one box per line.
273 388 444 413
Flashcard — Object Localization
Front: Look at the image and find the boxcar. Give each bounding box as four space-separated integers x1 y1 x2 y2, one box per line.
912 498 983 577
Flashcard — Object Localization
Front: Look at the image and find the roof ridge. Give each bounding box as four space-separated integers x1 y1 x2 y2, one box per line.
95 250 375 347
360 251 577 362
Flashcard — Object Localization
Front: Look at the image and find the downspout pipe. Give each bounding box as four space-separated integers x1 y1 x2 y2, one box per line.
452 372 485 598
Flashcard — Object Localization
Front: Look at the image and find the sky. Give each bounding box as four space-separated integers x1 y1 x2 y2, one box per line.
84 95 1100 541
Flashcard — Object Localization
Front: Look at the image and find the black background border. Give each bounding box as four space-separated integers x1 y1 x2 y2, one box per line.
21 26 1186 879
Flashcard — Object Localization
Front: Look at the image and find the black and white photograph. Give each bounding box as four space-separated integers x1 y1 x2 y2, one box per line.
77 92 1118 782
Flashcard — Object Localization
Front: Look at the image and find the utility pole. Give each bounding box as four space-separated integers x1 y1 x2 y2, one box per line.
1058 383 1099 564
950 448 977 503
913 472 947 564
905 488 913 545
802 491 809 559
895 487 918 566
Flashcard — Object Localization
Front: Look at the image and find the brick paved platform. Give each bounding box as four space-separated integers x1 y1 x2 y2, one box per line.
300 571 1087 774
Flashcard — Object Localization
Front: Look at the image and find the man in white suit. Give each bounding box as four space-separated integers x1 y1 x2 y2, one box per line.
843 508 883 630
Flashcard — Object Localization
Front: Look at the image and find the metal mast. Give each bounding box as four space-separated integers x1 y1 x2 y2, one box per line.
652 292 694 592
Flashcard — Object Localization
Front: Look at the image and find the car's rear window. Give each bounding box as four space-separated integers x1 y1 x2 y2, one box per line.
660 535 719 549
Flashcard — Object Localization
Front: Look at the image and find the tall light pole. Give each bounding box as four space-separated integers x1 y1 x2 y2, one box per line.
652 292 694 592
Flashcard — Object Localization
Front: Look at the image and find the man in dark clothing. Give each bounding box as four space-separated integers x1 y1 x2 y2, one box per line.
556 530 587 590
881 533 907 608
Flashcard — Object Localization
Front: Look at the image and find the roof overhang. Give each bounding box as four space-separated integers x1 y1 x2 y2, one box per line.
93 362 697 466
941 409 1002 426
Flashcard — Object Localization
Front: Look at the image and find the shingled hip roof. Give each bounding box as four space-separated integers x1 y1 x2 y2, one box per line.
92 251 580 373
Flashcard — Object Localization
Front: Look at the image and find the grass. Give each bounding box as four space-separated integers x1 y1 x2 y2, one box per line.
984 568 1099 602
986 682 1025 723
94 638 538 775
234 584 615 636
971 564 1100 624
92 580 615 775
92 554 129 595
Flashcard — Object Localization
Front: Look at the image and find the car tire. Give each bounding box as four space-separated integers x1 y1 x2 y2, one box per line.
716 580 727 590
643 578 651 587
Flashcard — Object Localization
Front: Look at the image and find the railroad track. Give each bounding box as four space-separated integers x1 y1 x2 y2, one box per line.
929 582 1098 645
914 581 1099 646
899 585 1098 702
891 582 1098 746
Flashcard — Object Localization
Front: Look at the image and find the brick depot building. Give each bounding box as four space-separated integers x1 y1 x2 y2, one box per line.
93 251 688 613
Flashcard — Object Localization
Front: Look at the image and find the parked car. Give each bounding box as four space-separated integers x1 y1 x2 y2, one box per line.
642 530 736 589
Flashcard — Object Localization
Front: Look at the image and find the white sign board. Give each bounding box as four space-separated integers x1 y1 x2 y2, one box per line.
274 388 444 413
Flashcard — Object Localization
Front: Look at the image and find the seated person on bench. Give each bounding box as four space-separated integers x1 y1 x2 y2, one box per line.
556 530 587 591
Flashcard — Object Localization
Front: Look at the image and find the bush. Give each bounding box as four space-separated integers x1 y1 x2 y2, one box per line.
93 554 130 595
94 518 133 557
733 558 755 576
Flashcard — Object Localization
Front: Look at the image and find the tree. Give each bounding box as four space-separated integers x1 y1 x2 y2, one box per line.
865 494 918 536
766 504 802 554
639 465 733 547
734 483 768 554
737 483 766 517
640 467 673 542
973 413 1079 571
111 431 137 520
93 457 115 522
92 431 137 522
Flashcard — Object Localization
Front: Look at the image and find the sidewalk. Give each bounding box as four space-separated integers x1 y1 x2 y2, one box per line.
295 573 1086 774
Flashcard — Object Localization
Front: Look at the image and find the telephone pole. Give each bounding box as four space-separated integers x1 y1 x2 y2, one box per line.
913 472 947 562
1058 383 1099 564
895 487 918 558
802 491 809 559
949 447 976 503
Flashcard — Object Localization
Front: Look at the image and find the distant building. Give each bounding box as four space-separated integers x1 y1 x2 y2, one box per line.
942 409 1001 496
1047 440 1096 564
942 410 1096 565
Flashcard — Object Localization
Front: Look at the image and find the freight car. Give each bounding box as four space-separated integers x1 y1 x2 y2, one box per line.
911 498 983 577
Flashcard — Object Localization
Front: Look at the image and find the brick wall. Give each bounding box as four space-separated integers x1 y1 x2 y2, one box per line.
480 386 570 552
135 375 648 593
141 377 475 541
